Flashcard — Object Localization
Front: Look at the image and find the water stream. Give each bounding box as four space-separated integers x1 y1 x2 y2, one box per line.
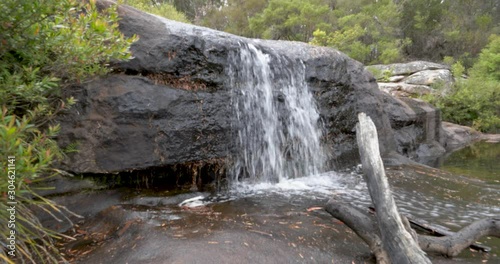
228 43 325 183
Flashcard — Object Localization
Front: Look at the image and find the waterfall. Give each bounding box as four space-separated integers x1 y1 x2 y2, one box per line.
228 43 325 183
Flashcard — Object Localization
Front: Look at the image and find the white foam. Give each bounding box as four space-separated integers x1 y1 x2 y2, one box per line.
230 171 358 199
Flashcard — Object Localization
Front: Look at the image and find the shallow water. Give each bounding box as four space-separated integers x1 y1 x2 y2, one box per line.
440 142 500 184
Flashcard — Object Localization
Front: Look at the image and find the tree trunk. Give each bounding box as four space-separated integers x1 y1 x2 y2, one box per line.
355 112 431 263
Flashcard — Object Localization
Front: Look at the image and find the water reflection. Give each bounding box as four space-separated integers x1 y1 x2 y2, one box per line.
439 142 500 184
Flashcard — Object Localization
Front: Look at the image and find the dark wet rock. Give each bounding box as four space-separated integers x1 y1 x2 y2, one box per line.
36 189 124 233
381 94 445 164
57 75 232 173
441 122 483 151
57 1 397 173
63 193 373 264
57 165 499 264
33 175 101 197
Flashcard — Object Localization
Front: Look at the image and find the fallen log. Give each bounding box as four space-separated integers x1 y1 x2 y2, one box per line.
417 217 499 257
325 113 499 263
408 217 491 252
366 208 493 253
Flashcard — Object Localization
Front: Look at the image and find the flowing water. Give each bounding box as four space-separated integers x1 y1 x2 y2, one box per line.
228 43 324 183
224 44 498 258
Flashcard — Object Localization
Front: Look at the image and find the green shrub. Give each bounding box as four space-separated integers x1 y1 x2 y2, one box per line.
0 111 78 264
426 79 500 133
451 61 465 78
470 34 500 81
424 34 500 133
0 0 136 262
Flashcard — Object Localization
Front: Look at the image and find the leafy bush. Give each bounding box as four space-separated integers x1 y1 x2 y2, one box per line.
470 34 500 82
424 34 500 133
0 111 79 264
428 79 500 133
0 0 136 262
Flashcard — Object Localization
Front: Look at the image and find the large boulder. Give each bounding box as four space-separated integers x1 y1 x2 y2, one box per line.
404 69 453 87
57 1 398 174
367 61 453 98
381 94 445 165
368 61 450 76
366 61 457 165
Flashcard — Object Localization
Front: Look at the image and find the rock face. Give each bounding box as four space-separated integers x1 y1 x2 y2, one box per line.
441 122 483 151
380 94 445 165
58 1 406 175
368 61 452 97
58 76 232 173
366 61 456 164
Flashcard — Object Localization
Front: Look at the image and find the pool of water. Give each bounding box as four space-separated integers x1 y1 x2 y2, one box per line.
440 142 500 184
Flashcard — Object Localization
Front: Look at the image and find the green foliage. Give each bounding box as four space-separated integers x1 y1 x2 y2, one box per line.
249 0 331 42
165 0 225 22
424 36 500 133
399 0 447 60
124 0 190 23
0 111 79 263
423 35 500 133
428 79 500 133
470 34 500 81
442 56 455 66
0 0 135 262
0 0 135 83
381 70 393 82
201 0 268 37
310 0 407 64
451 61 465 79
1 0 136 122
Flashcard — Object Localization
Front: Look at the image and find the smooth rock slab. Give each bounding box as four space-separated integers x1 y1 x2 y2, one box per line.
404 69 453 86
368 61 449 76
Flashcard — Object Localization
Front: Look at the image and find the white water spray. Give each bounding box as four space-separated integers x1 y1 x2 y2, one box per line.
228 43 325 183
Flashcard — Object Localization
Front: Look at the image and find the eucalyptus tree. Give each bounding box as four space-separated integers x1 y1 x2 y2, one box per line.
311 0 406 64
248 0 333 42
201 0 268 37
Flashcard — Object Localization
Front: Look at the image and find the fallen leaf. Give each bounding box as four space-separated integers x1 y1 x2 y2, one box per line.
307 207 323 212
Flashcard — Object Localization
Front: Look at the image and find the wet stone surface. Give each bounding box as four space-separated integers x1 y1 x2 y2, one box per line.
58 165 499 264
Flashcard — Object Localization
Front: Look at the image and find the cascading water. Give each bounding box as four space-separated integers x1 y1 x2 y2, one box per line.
228 43 325 183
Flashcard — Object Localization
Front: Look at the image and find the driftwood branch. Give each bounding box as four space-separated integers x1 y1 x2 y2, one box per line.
325 200 389 262
418 217 500 257
355 112 431 264
409 217 492 252
325 113 499 263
